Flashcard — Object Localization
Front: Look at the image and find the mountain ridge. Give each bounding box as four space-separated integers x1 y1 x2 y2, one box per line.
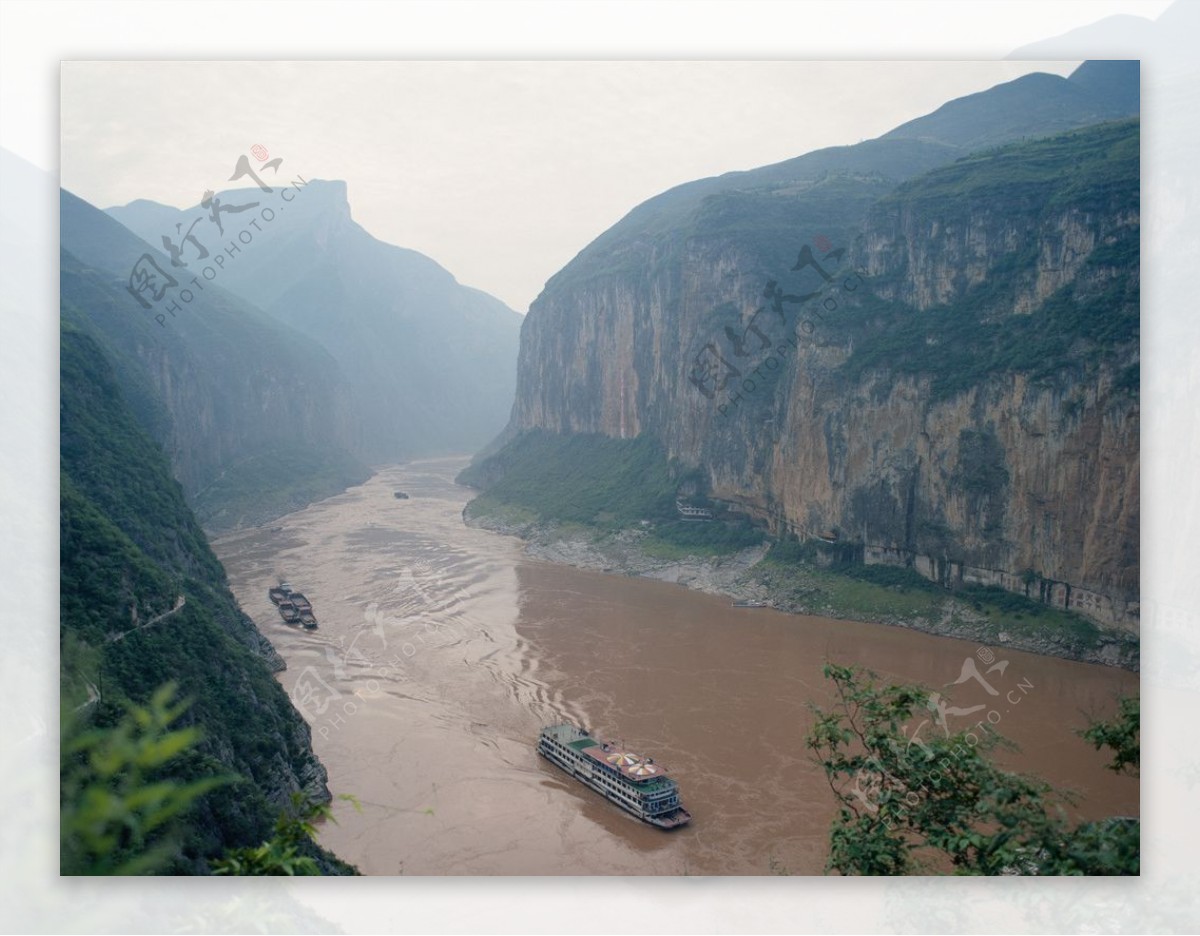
107 178 523 462
467 61 1140 639
61 188 370 532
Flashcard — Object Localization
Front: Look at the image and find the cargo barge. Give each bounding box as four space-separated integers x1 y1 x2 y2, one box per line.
268 582 318 629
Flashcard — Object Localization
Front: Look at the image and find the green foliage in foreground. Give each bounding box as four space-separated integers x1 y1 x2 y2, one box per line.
211 793 361 876
1082 695 1140 776
62 687 360 876
61 321 354 873
807 664 1138 875
61 685 232 875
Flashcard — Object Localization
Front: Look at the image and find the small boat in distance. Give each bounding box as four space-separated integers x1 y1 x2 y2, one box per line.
393 491 410 499
269 584 290 605
732 599 768 608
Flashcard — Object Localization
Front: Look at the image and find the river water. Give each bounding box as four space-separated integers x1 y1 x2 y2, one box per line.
212 458 1138 875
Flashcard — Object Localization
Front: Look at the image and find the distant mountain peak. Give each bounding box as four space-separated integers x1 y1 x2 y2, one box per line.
880 60 1138 152
1067 59 1140 114
108 176 353 229
100 174 521 462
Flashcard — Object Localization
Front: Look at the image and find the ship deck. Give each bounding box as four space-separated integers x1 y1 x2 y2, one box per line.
580 742 671 783
541 724 675 785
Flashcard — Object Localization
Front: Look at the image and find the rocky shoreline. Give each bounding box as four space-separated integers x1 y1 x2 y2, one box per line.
465 509 1139 672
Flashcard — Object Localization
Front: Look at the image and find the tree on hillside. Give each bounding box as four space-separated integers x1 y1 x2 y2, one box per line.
60 683 232 875
1082 695 1139 776
806 663 1138 875
61 684 359 876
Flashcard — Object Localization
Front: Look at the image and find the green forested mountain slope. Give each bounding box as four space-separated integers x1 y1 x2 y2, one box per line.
60 320 350 873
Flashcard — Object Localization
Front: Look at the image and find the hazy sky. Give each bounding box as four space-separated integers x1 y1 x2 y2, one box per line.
63 60 1086 313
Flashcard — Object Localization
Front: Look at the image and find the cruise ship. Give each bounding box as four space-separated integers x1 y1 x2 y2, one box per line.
537 723 691 829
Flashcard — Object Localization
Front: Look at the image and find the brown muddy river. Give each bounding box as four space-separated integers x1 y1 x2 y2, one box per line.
212 458 1138 875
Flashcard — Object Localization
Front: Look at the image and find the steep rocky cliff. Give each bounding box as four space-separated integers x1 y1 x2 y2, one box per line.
108 180 523 463
488 70 1139 633
60 322 348 872
60 190 368 531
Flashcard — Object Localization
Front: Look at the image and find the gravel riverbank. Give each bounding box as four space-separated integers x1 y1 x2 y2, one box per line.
464 508 1138 671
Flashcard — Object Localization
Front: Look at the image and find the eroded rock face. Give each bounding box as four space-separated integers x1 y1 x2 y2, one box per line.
506 121 1139 632
106 179 523 467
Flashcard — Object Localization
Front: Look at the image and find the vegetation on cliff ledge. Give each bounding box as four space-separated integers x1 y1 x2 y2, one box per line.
459 430 678 526
459 430 764 556
460 433 1135 667
759 540 1137 667
838 120 1139 402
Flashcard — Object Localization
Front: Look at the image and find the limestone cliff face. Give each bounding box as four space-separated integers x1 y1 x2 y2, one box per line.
108 180 523 464
125 318 359 494
508 121 1139 630
60 189 368 531
761 364 1138 629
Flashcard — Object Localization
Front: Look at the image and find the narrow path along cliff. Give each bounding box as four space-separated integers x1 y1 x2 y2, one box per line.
107 594 186 644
